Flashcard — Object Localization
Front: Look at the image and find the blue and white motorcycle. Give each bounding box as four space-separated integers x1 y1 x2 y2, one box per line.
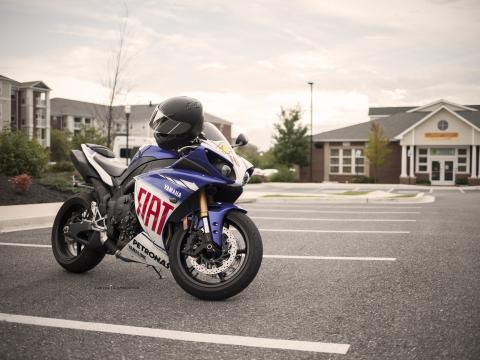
51 98 262 300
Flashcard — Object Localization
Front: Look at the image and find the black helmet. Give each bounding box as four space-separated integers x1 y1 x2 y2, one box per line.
149 96 204 149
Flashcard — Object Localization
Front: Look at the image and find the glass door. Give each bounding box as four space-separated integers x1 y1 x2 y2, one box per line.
431 159 455 185
431 161 441 181
444 161 454 182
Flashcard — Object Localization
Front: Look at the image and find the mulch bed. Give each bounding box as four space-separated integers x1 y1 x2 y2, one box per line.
0 175 72 205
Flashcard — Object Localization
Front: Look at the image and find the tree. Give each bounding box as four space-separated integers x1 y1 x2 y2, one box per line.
0 131 48 176
94 2 132 147
364 121 391 182
71 126 107 150
50 129 72 162
272 106 309 167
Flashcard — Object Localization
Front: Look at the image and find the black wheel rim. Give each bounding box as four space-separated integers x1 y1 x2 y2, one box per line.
56 204 89 260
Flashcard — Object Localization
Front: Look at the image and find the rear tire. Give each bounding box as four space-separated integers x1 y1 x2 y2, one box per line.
169 210 263 300
51 192 106 273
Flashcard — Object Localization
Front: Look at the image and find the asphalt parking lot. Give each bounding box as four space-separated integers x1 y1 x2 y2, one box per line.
0 191 479 359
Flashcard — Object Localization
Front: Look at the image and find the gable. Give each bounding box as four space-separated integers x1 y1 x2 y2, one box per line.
407 100 477 113
401 108 479 146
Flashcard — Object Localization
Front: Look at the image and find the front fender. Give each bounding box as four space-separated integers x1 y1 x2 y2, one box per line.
207 203 247 246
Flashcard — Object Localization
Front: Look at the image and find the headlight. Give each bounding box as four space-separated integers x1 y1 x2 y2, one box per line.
221 164 232 177
206 150 236 180
242 171 250 185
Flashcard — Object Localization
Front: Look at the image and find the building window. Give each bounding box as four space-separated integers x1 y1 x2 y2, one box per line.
431 148 455 156
330 147 365 175
416 148 429 173
437 120 448 131
457 148 468 173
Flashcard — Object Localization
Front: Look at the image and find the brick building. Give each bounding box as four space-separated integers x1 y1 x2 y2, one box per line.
300 100 480 185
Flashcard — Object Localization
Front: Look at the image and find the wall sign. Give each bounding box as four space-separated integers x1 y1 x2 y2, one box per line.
424 132 458 140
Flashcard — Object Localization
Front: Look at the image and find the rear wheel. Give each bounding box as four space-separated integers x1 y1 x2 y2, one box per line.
51 192 105 273
169 211 263 300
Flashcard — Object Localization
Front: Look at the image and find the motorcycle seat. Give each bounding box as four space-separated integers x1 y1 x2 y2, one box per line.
93 154 128 177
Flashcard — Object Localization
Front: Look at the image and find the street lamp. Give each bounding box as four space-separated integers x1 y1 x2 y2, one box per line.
124 105 131 165
308 82 314 182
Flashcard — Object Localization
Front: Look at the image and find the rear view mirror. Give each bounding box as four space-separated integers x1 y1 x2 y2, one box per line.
233 133 248 147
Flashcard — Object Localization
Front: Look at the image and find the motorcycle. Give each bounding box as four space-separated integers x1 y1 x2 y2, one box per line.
51 112 263 301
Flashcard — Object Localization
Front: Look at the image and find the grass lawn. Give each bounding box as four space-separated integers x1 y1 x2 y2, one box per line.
335 191 371 196
38 171 82 193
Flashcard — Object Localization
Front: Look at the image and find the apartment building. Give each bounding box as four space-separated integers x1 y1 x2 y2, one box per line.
50 98 232 140
0 74 51 147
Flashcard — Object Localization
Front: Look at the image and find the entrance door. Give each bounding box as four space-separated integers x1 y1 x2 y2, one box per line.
431 159 455 185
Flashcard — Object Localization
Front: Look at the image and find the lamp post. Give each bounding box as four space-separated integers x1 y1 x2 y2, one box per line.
124 105 131 165
308 82 314 182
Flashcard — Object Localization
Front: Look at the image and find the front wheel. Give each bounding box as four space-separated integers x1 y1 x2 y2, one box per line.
169 211 263 300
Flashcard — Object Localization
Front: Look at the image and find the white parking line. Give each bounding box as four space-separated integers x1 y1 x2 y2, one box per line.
259 229 409 234
387 188 394 193
244 204 422 210
429 188 433 193
0 243 397 261
0 242 51 248
249 209 420 214
0 313 350 354
252 216 415 222
459 188 465 194
264 255 396 261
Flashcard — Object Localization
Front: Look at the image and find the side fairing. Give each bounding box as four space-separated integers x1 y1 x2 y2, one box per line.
134 173 193 246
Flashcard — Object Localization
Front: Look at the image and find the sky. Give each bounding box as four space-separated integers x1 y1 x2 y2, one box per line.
1 0 479 149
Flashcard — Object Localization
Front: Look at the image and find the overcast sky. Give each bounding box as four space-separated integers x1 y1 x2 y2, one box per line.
1 0 479 149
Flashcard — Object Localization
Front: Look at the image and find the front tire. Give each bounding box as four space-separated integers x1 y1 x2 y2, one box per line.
169 210 263 301
51 192 105 273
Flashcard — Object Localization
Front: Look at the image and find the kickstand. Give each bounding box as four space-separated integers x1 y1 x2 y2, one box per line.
148 265 164 279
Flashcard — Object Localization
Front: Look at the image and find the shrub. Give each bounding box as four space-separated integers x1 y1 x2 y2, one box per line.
269 167 296 182
49 161 75 173
416 179 431 185
8 174 32 194
0 131 48 176
455 178 468 186
50 129 71 162
351 175 375 183
249 175 264 184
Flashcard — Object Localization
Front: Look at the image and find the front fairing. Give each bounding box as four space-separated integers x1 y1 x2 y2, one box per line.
199 138 252 185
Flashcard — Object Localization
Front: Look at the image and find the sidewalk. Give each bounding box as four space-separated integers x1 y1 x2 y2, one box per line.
0 202 62 232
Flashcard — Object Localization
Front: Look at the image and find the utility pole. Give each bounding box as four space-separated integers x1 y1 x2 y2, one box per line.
125 105 131 165
308 82 314 182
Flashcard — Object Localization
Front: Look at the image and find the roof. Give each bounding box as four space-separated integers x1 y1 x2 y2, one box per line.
313 112 425 141
50 98 231 125
315 101 480 142
0 76 51 90
368 106 416 116
19 81 51 90
0 74 19 85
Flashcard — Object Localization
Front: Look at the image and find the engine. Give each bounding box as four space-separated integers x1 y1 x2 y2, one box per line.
107 194 142 249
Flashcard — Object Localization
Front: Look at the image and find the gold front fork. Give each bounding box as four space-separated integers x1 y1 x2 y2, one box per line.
199 188 211 235
199 188 208 218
